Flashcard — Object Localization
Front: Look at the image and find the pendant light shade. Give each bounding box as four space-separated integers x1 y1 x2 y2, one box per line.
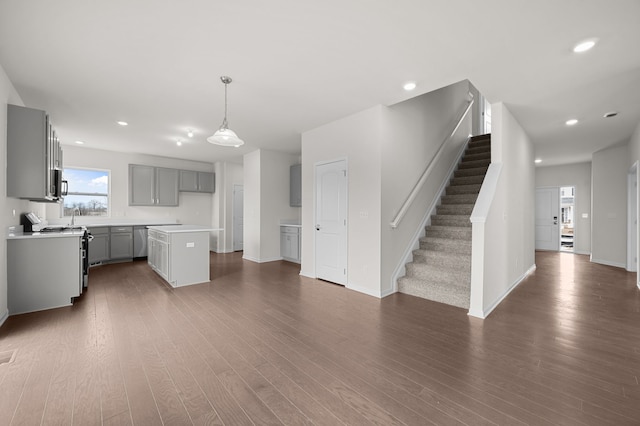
207 76 244 147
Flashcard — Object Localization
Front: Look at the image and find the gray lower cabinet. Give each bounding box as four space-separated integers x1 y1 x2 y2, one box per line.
110 226 133 259
290 164 301 207
281 226 301 263
88 227 110 265
8 236 82 314
179 170 215 193
129 164 179 206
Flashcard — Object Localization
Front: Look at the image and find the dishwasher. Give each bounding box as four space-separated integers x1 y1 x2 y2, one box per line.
133 226 148 258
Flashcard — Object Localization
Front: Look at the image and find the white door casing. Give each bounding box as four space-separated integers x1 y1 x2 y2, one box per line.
627 163 638 272
315 159 347 285
233 184 244 251
535 187 560 251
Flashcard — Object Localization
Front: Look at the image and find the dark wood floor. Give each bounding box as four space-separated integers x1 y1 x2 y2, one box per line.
1 251 639 425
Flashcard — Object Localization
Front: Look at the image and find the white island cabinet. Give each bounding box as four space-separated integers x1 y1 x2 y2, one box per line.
147 225 218 287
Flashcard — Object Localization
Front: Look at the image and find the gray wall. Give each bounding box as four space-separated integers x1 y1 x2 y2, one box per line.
591 144 628 267
535 162 592 255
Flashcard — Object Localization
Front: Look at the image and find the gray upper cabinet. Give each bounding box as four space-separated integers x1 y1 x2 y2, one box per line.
290 164 302 207
156 167 179 205
129 164 179 206
179 170 215 193
7 104 63 202
179 170 198 192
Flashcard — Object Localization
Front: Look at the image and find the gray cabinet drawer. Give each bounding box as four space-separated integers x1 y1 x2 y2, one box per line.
281 226 300 234
89 227 109 235
111 226 133 233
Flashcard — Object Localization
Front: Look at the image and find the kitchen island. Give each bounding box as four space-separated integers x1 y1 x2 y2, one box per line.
147 225 221 287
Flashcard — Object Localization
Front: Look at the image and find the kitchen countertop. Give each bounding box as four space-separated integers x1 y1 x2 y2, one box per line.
7 227 86 240
53 220 178 228
147 225 222 233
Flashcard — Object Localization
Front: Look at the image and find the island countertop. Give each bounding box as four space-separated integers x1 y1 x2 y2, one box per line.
147 225 222 233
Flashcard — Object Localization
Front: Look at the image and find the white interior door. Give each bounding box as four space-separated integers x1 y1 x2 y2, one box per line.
536 187 560 251
315 160 347 285
483 97 492 134
233 184 244 251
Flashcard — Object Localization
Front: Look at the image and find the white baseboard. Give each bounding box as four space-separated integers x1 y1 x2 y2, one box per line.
469 264 536 319
299 270 315 279
242 255 283 264
212 249 235 254
0 309 8 328
346 283 382 299
573 250 590 256
590 258 626 269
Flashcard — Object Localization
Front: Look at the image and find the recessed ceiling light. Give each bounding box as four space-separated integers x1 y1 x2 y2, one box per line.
403 82 417 91
176 140 183 146
75 140 85 145
117 121 128 126
535 159 542 164
187 129 194 138
565 119 578 126
573 39 597 53
604 111 618 118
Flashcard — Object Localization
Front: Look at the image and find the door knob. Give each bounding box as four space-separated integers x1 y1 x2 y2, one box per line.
553 216 558 225
316 225 321 231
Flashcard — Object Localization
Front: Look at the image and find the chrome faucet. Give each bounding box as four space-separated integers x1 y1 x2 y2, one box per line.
70 207 80 227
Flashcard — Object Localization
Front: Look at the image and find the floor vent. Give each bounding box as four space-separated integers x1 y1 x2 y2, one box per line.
0 350 16 366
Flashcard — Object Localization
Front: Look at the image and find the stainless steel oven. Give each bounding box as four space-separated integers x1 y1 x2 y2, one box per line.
82 230 91 289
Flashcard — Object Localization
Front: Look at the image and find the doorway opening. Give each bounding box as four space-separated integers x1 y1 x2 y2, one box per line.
560 186 575 253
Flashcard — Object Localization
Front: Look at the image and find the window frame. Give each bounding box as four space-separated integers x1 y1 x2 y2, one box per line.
60 166 111 218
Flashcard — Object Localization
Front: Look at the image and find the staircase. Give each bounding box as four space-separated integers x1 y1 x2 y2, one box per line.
397 134 491 309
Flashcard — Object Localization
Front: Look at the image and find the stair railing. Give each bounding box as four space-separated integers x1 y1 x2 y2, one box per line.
390 93 475 229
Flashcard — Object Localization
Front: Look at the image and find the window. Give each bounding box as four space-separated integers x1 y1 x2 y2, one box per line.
61 168 110 217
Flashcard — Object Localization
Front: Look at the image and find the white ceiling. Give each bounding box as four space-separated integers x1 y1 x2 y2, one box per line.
1 0 639 167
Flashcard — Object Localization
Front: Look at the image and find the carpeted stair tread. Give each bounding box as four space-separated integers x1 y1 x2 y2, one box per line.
446 184 482 195
470 134 491 143
458 158 491 169
450 175 486 186
412 249 471 271
420 236 471 254
425 225 472 240
441 194 478 204
398 276 470 309
405 262 470 286
464 145 491 157
454 167 488 178
436 203 474 215
431 214 471 227
463 151 491 161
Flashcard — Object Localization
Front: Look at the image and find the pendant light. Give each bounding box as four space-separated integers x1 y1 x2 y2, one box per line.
207 76 244 147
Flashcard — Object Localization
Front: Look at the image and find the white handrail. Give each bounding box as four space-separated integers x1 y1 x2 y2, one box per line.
390 94 474 229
